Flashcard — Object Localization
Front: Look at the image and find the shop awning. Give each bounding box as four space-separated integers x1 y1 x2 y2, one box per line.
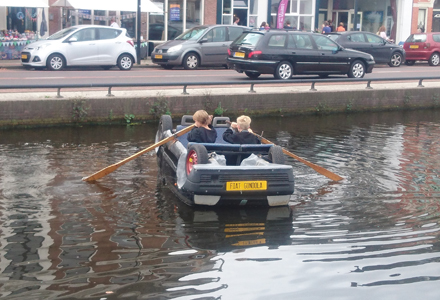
0 0 48 7
51 0 162 13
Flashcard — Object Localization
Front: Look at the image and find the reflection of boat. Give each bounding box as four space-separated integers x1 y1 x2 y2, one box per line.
155 115 295 206
156 183 295 252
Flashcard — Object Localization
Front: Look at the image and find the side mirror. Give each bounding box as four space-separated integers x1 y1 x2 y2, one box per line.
199 38 208 43
68 37 78 43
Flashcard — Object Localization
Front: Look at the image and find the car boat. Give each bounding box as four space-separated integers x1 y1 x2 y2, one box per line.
155 115 295 207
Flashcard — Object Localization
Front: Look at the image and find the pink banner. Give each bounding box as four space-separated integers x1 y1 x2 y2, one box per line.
276 0 289 29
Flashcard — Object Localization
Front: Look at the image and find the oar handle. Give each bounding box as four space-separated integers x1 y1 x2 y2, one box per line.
254 133 343 182
82 124 195 182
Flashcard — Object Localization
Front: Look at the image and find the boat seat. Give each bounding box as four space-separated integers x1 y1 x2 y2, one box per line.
176 115 231 148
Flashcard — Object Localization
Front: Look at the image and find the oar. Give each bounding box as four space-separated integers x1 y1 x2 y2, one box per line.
254 133 344 182
82 124 195 182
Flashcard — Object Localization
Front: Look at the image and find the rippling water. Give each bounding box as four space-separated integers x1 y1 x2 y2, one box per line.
0 110 440 300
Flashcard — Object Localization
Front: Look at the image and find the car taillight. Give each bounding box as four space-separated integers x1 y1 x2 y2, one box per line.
248 51 262 58
228 48 231 56
127 40 134 47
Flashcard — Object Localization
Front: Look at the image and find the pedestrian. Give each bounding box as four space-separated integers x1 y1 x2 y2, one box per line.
234 17 240 25
328 20 334 32
377 25 393 42
110 17 119 28
284 20 292 29
223 115 260 145
336 22 345 32
187 110 217 143
322 21 331 34
260 22 269 30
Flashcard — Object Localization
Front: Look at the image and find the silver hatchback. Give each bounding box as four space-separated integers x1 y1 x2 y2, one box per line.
151 25 249 70
21 25 137 71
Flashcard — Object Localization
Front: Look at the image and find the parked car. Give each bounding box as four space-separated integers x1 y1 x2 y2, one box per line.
21 25 137 71
403 32 440 66
327 31 405 67
151 25 250 70
227 30 375 80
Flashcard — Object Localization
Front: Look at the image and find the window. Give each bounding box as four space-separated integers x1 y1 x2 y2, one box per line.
99 28 121 40
312 35 338 51
287 35 296 48
293 34 313 49
228 27 244 41
71 28 96 42
432 34 440 43
232 32 262 46
205 27 226 42
348 33 366 43
366 33 383 44
268 35 287 47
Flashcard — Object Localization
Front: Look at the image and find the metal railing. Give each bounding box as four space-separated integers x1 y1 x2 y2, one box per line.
0 76 439 98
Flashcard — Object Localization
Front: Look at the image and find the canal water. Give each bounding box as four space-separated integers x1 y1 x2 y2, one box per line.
0 110 439 300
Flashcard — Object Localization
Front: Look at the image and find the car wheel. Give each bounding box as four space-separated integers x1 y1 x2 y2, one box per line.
155 115 173 143
117 54 134 70
268 145 285 164
388 52 402 67
183 53 199 70
46 54 65 71
405 60 416 66
348 60 365 78
274 61 292 80
186 144 208 175
161 65 174 70
245 71 261 79
428 52 440 66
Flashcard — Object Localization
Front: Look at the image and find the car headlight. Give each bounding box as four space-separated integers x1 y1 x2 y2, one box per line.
36 43 50 50
167 45 182 53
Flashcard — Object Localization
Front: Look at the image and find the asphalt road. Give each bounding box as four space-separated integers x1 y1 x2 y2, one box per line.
0 62 436 87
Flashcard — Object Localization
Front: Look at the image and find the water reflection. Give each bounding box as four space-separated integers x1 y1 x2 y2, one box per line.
0 110 439 299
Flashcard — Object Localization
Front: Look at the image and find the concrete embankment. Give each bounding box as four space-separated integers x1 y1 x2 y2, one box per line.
1 81 440 129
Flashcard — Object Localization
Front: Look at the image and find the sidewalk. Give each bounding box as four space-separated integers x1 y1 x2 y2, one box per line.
0 57 156 69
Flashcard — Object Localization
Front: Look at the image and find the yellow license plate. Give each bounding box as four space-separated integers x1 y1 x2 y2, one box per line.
155 54 163 59
410 45 419 49
21 54 27 59
234 52 245 58
226 181 267 191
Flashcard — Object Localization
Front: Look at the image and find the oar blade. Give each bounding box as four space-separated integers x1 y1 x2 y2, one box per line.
82 163 120 182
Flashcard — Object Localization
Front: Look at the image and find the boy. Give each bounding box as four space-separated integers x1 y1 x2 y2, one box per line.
223 115 260 144
187 110 217 143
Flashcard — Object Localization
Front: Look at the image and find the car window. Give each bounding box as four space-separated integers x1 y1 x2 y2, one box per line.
348 33 366 43
48 27 77 40
366 33 383 44
71 28 96 42
204 27 226 42
433 34 440 43
268 35 287 47
287 35 296 48
98 28 122 40
406 34 427 43
293 35 313 49
228 27 244 41
176 27 208 40
232 32 263 46
312 35 338 51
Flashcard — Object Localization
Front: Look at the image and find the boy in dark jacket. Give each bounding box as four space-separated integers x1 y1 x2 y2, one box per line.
187 110 217 143
223 115 260 144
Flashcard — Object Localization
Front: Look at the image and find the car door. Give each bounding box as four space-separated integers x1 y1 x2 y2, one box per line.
199 27 228 65
289 34 321 73
65 28 99 65
311 34 348 73
365 33 389 63
97 27 123 64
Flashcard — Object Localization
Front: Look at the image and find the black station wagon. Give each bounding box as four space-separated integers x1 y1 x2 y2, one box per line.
227 30 375 79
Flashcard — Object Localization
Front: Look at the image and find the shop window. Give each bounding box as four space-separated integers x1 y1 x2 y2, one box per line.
7 7 37 33
299 0 312 15
319 0 328 9
94 10 106 26
149 0 165 40
224 0 232 14
169 0 183 38
121 11 136 38
187 0 201 29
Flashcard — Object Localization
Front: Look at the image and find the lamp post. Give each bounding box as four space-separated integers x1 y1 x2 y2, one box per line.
136 0 141 64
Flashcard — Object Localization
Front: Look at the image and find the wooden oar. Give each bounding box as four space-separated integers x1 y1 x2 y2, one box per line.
254 133 344 182
82 124 195 182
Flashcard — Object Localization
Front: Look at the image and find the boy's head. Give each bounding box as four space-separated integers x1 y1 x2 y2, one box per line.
236 115 251 131
193 110 209 126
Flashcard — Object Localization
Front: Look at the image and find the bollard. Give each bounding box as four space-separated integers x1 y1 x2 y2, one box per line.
366 80 373 89
182 85 189 95
249 83 256 93
310 82 317 91
418 79 424 88
56 88 63 98
106 87 114 97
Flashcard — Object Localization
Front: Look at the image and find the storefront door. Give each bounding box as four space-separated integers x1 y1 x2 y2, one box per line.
349 10 362 31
